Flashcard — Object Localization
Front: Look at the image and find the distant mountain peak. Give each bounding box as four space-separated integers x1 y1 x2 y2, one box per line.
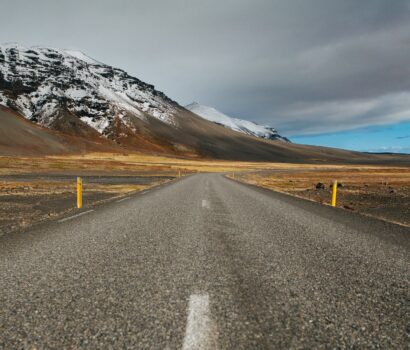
185 102 290 142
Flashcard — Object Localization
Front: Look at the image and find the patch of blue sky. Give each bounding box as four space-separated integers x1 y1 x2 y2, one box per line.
290 121 410 154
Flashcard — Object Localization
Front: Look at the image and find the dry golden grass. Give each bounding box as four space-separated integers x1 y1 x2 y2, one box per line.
0 176 170 233
235 167 410 226
238 167 410 192
0 180 154 196
1 152 405 176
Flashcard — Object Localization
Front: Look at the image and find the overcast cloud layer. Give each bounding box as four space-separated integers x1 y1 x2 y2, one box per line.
1 0 410 136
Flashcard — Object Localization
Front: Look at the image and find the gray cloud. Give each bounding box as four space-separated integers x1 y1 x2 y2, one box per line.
1 0 410 136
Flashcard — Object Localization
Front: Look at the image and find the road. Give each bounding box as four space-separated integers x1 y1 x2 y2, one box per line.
0 174 409 349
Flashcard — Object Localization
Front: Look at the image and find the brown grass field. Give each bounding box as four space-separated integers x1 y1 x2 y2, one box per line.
0 175 169 235
0 152 409 232
233 167 410 227
0 152 322 175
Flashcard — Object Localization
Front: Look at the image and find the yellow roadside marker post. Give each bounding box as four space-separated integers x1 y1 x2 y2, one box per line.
232 172 235 179
77 177 83 209
331 180 337 207
178 169 181 178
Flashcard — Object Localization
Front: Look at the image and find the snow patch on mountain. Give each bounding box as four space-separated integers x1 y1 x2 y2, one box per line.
185 102 290 142
63 50 101 65
0 44 179 134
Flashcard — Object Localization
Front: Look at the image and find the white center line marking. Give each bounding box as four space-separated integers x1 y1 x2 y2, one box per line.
58 210 94 223
183 294 218 350
116 197 130 203
201 200 210 209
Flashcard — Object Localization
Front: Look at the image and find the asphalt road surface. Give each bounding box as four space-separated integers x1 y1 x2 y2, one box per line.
1 174 409 349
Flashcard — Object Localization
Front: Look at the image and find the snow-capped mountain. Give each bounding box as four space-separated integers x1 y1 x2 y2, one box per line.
0 43 179 134
1 43 373 163
185 102 290 142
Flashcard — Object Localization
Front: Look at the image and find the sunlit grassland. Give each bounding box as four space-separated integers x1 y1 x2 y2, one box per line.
1 152 405 176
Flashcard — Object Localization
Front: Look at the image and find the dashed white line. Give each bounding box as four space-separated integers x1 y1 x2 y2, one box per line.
202 200 210 209
183 294 218 350
58 210 94 223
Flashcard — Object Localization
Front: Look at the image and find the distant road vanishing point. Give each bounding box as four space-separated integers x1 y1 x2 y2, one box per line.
1 174 409 348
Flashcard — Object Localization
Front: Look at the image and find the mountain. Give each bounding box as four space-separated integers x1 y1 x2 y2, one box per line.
186 102 290 142
0 43 409 164
0 43 179 133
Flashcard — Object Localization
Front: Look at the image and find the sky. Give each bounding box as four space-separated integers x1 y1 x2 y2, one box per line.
0 0 410 153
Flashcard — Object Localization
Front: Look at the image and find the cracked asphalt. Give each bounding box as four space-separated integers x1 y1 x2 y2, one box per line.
0 173 409 349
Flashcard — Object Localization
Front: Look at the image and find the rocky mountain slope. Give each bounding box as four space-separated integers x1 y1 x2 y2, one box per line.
186 102 290 142
0 43 179 133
